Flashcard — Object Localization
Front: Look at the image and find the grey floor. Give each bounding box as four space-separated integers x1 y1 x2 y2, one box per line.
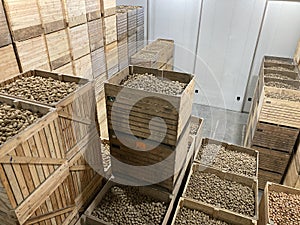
192 104 248 146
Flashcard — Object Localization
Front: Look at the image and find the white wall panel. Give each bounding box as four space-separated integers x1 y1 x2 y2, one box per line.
148 0 202 73
194 0 266 111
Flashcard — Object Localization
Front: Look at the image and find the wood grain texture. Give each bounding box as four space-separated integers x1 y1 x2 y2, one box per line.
68 24 90 60
101 0 116 17
54 62 74 75
0 1 11 47
0 45 19 82
73 54 93 80
105 41 118 78
85 0 101 21
63 0 87 27
15 36 50 71
103 15 117 45
118 38 129 71
91 47 106 79
88 19 104 52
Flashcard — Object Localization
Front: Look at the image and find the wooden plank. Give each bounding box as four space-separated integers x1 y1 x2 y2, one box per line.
0 1 11 47
63 0 87 27
68 24 90 60
88 19 104 52
283 141 300 189
118 37 129 70
4 0 42 41
0 156 66 165
15 36 50 71
37 0 66 34
130 50 161 69
144 39 175 65
116 10 128 41
171 198 257 225
0 45 19 82
103 15 117 45
73 54 93 80
258 169 282 190
101 0 116 17
91 47 106 79
85 0 101 21
94 73 108 100
45 29 71 70
105 41 119 78
128 33 137 57
53 62 74 76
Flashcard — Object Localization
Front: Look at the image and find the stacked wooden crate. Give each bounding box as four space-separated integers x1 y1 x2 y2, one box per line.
0 70 104 225
116 8 129 71
102 0 119 78
244 56 300 189
136 6 145 51
0 1 19 82
284 139 300 189
104 66 195 193
130 39 175 70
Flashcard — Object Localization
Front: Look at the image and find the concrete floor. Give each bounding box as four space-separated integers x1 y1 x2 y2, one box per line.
192 104 248 146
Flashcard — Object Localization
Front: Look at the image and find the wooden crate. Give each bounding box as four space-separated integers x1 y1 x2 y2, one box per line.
258 182 300 225
136 6 144 27
0 45 19 82
103 15 117 45
130 50 162 69
82 180 175 225
258 169 282 190
54 62 75 75
4 0 43 41
284 140 300 189
195 138 259 179
127 7 137 35
128 33 137 58
100 0 116 17
68 24 90 60
37 0 66 34
171 198 257 225
117 37 129 71
104 66 195 146
161 57 174 71
190 116 203 158
94 73 108 101
15 35 50 71
105 41 119 78
116 10 128 41
96 92 109 139
183 164 259 221
91 47 106 79
0 70 97 157
73 54 93 80
63 0 87 27
145 39 175 65
109 118 190 192
253 146 291 175
85 0 101 21
87 19 104 52
136 25 145 51
45 29 72 70
0 1 11 47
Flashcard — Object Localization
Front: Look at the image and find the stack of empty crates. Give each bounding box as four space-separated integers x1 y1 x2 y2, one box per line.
245 56 300 189
104 66 195 194
131 39 175 70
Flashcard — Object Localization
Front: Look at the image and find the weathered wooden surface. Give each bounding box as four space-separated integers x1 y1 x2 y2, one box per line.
0 1 11 47
85 0 101 21
105 41 119 78
91 47 106 79
103 15 117 45
88 19 104 52
0 45 19 82
64 0 87 27
68 24 90 60
73 54 93 80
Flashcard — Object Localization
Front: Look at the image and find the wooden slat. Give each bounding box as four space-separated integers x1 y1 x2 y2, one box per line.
37 0 66 34
64 0 87 27
45 29 71 70
68 24 90 60
118 37 129 70
53 62 74 75
0 1 11 47
85 0 101 21
103 15 117 45
15 35 50 71
4 0 43 41
87 19 104 52
0 45 19 82
258 169 282 190
91 47 106 79
0 156 66 165
105 41 119 78
101 0 116 17
73 54 93 80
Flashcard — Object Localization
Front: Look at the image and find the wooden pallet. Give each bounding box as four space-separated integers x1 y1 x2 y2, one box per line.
258 182 300 225
73 54 93 80
37 0 66 34
183 164 259 221
117 37 129 71
284 140 300 189
116 9 128 41
100 0 116 17
109 117 190 192
0 1 11 47
103 15 117 45
171 198 257 225
91 47 106 79
15 35 50 72
81 180 175 225
85 0 101 21
87 19 104 52
68 24 90 60
45 29 72 70
63 0 87 27
105 66 195 146
258 169 282 190
0 45 19 82
4 0 43 41
105 41 119 78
